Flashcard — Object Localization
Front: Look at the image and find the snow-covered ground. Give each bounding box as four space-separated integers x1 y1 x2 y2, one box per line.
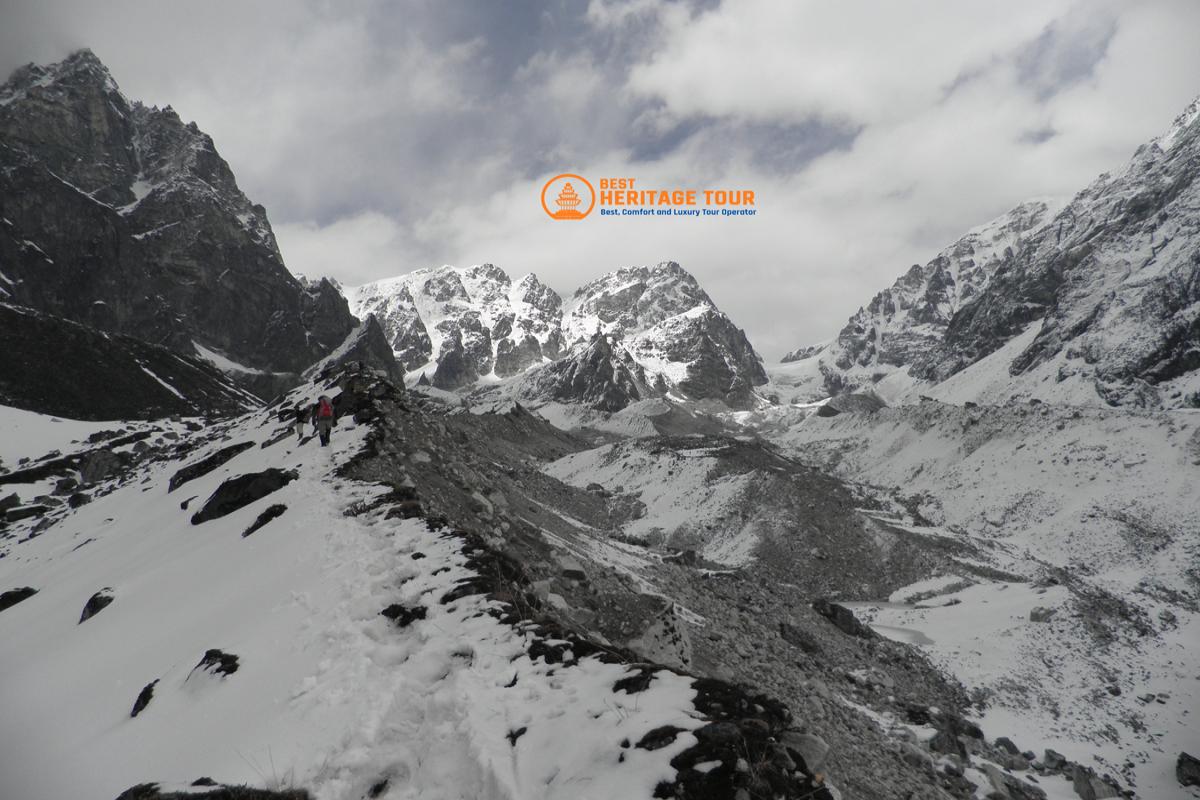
777 402 1200 798
0 405 123 467
544 442 758 566
0 392 714 800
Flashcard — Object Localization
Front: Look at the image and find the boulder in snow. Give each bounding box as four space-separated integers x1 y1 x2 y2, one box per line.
190 469 298 524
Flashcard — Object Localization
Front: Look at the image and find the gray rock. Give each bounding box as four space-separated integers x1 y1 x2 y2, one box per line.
1177 752 1200 787
780 731 829 771
1029 606 1057 623
1072 765 1122 799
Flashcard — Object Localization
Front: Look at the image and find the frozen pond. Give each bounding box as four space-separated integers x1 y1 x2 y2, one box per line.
841 601 936 646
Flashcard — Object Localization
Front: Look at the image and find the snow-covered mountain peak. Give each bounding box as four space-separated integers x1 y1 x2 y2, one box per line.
1153 94 1200 153
347 264 565 387
355 260 767 407
778 197 1061 395
780 91 1200 409
563 260 715 346
0 49 120 105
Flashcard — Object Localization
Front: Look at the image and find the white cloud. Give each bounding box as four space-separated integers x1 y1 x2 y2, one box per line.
6 0 1200 358
275 212 411 287
625 0 1076 126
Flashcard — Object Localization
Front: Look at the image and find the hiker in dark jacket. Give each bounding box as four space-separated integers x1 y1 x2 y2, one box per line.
313 395 335 446
293 405 307 440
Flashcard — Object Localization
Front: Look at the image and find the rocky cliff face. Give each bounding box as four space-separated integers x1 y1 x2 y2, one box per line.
355 260 768 409
782 200 1060 395
916 98 1200 408
0 50 358 379
786 95 1200 409
562 262 768 407
0 302 255 420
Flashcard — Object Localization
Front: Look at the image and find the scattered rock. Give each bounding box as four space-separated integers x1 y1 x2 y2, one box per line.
79 588 115 623
1043 749 1068 771
242 504 287 537
613 666 657 695
1072 765 1122 799
0 586 37 613
190 469 298 524
130 680 158 718
168 441 256 492
115 781 311 799
1178 752 1200 787
1029 606 1057 623
558 555 588 582
899 741 934 772
985 763 1046 800
996 736 1020 755
188 648 240 678
637 724 686 751
778 621 823 654
779 731 829 771
380 604 427 628
929 727 967 759
80 449 126 484
5 504 48 522
811 598 875 639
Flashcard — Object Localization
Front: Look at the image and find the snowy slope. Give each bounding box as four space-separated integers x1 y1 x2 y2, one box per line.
0 379 824 800
775 399 1200 798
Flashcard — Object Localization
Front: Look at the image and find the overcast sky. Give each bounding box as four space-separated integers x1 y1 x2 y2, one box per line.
3 0 1199 357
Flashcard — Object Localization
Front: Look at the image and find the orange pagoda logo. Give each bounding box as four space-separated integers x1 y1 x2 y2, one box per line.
541 173 595 220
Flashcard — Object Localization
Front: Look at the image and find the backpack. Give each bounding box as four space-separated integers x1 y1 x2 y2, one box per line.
318 399 333 418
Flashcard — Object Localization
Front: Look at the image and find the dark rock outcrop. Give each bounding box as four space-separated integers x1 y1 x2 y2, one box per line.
0 50 358 394
130 679 158 717
242 504 286 538
1178 752 1200 787
190 469 297 524
0 304 254 420
168 441 256 492
0 586 37 612
79 588 115 623
189 648 240 678
115 783 311 800
380 603 427 627
308 316 403 385
812 598 876 639
518 334 650 412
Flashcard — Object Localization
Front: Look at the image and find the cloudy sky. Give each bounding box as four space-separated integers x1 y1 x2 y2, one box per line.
3 0 1199 357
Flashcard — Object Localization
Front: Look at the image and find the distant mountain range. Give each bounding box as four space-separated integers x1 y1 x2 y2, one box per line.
783 97 1200 410
348 260 768 409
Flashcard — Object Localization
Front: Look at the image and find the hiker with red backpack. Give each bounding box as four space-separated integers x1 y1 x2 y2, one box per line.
311 395 335 446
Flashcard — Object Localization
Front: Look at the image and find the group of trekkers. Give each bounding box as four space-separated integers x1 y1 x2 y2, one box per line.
293 394 335 446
